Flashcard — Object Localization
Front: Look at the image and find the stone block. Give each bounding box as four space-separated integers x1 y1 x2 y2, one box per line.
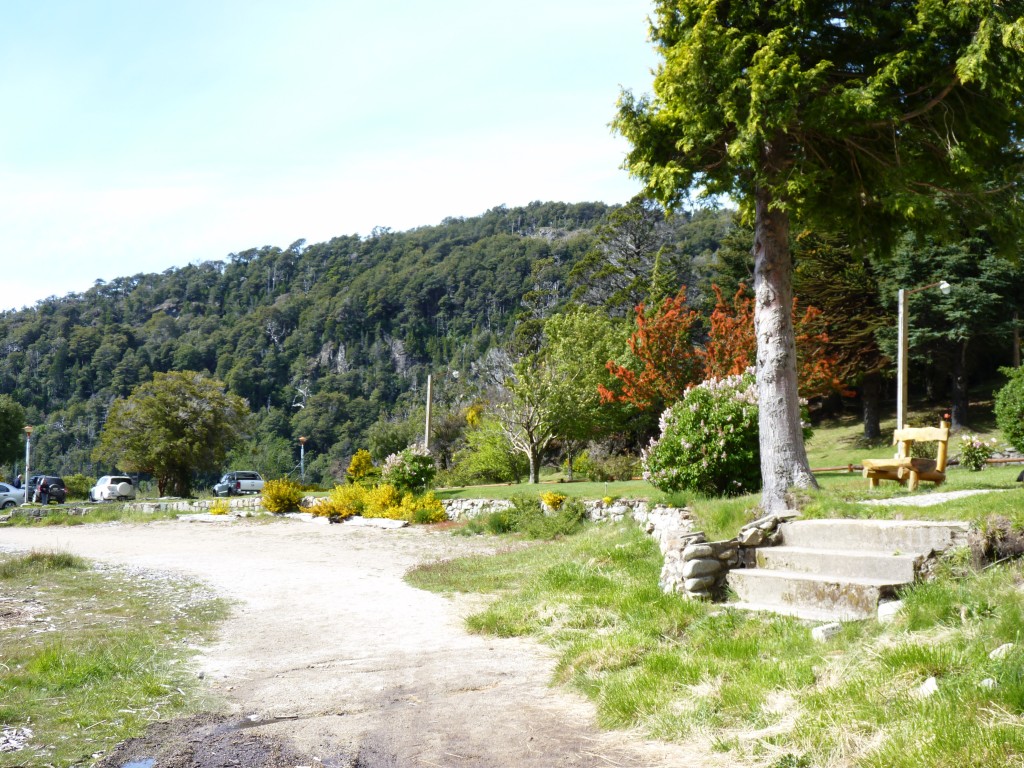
682 558 721 579
877 600 903 624
682 544 714 561
914 676 939 698
990 643 1015 660
811 622 843 642
737 528 764 547
684 576 716 593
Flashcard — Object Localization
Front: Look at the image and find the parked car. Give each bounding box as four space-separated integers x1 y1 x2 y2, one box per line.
0 482 26 508
89 475 136 502
213 471 264 497
27 475 66 504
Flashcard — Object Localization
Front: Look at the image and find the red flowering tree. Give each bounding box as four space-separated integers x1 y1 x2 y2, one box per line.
599 288 703 411
701 285 845 399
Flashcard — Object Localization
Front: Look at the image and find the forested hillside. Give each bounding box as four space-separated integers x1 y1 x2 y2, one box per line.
2 198 1018 488
0 201 732 482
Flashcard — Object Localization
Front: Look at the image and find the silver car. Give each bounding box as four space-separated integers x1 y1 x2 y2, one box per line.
89 475 136 502
0 482 25 509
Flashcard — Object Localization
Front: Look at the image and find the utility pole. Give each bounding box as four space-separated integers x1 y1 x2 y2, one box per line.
424 374 432 450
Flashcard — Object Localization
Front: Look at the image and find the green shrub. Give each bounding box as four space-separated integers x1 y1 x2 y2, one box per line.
996 366 1024 452
381 446 436 493
957 433 996 471
449 418 526 484
588 454 640 482
63 474 95 501
261 477 304 513
642 372 763 496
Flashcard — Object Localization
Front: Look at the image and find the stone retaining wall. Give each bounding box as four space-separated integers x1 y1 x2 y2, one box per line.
123 496 263 514
660 512 796 600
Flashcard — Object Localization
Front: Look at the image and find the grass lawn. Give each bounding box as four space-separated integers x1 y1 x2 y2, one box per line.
409 523 1024 768
436 479 662 502
0 551 227 767
410 403 1024 765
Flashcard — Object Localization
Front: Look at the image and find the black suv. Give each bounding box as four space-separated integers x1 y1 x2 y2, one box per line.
28 475 67 504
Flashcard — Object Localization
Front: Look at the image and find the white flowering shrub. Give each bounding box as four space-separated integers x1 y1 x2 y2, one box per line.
380 444 436 493
642 371 762 496
958 434 996 471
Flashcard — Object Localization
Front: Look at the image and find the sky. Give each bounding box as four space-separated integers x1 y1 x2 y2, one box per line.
0 1 659 312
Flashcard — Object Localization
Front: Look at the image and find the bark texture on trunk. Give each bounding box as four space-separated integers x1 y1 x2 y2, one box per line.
861 370 882 440
528 450 541 484
753 182 818 513
950 339 969 430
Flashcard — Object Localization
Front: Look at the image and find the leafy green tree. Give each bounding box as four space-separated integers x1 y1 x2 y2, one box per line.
93 371 249 496
542 308 632 476
0 395 26 467
450 418 526 485
881 234 1019 429
496 356 562 484
615 0 1024 511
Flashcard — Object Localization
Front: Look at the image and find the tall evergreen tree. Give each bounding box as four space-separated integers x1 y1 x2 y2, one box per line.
615 0 1024 511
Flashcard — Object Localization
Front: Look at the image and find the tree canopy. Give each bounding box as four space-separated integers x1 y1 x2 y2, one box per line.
615 0 1024 511
92 371 249 496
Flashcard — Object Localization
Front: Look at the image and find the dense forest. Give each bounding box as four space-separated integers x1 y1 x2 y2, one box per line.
0 200 1019 486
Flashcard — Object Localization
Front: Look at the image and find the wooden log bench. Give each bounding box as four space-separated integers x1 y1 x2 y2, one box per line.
862 420 950 491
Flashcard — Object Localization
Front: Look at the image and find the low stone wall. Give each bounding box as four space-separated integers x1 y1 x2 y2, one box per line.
124 496 264 514
661 512 796 600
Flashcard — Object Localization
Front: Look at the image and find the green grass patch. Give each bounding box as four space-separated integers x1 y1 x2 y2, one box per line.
408 523 1024 766
436 479 659 502
0 551 228 767
0 549 88 578
4 505 184 527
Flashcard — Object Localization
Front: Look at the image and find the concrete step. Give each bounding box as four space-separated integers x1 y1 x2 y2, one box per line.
777 519 970 555
727 568 902 621
755 546 922 583
728 600 859 623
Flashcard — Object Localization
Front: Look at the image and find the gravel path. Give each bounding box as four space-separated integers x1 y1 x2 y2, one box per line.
860 489 1006 507
0 519 705 767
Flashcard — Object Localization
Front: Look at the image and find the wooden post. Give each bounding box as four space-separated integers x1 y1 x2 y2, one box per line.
424 374 432 451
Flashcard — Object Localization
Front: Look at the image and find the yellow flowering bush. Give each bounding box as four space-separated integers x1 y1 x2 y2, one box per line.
540 491 567 510
209 499 230 516
262 477 304 513
362 484 403 518
399 491 448 524
311 483 367 518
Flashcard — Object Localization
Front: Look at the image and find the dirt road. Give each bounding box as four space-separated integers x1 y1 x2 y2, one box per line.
1 519 702 767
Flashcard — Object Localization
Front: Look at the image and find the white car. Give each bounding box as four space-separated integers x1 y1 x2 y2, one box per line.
89 475 136 502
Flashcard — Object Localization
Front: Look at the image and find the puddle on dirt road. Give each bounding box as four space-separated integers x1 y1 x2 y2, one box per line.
121 760 155 768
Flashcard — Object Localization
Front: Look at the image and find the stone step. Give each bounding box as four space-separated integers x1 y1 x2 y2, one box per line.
755 546 922 583
728 600 859 623
727 568 902 621
777 519 970 555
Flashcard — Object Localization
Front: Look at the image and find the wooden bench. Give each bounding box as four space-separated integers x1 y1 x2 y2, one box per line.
862 420 950 491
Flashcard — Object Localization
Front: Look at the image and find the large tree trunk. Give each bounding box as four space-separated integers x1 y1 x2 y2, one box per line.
950 339 970 430
527 448 541 484
861 370 882 440
753 181 818 514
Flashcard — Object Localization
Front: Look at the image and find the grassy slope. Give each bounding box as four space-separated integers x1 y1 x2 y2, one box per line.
409 524 1024 768
0 552 227 767
410 406 1024 766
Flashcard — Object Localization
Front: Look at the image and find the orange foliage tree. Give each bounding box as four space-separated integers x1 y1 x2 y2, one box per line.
599 287 703 410
700 285 846 399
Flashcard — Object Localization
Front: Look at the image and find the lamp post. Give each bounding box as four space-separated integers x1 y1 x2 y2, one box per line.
298 436 307 483
23 426 32 505
897 280 952 429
